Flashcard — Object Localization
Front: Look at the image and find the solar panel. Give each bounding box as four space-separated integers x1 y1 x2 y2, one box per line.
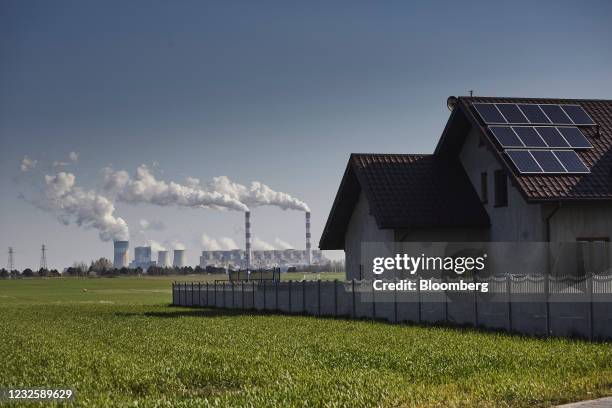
512 126 547 148
505 150 541 173
553 150 590 173
561 105 596 125
517 104 551 124
530 150 566 173
489 126 523 147
496 104 529 124
539 105 573 124
474 102 597 127
473 103 506 124
536 127 570 148
506 149 590 174
557 127 592 148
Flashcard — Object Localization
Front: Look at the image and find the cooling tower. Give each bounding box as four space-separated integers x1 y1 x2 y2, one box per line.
245 211 251 272
305 211 311 265
173 249 185 268
158 250 169 267
113 240 129 268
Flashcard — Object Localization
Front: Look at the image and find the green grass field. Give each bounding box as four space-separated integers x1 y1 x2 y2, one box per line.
1 276 611 407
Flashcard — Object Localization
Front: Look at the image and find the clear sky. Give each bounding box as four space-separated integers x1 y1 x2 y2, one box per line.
1 0 611 270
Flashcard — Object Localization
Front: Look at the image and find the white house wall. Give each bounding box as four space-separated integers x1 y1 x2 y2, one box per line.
459 127 546 241
550 204 612 241
344 191 394 280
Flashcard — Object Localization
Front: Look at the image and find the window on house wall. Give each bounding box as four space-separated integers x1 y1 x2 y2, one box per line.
480 172 488 204
494 170 508 207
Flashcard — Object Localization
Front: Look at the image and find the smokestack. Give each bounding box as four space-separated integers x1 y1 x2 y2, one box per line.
113 240 129 268
245 211 251 272
305 211 311 266
173 249 185 268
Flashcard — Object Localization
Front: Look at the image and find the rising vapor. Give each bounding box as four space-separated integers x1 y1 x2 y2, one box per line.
44 172 129 241
102 165 249 212
208 176 310 212
201 233 239 251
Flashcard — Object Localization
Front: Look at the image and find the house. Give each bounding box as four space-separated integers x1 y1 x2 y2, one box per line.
319 96 612 280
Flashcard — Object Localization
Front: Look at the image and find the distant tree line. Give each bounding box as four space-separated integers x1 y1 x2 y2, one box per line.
0 257 345 279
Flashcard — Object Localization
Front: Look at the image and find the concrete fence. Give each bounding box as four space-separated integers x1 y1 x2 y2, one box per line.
172 276 612 340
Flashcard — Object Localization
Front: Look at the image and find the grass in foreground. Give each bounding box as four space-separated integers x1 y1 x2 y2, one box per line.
0 277 611 407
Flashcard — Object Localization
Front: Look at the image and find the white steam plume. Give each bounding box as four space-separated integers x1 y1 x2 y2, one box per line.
251 237 275 251
102 165 249 212
201 234 239 251
44 172 129 242
273 238 294 250
139 218 165 231
148 240 166 253
208 176 310 212
20 156 37 172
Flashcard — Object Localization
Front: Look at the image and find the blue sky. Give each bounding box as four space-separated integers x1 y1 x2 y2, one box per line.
1 0 611 269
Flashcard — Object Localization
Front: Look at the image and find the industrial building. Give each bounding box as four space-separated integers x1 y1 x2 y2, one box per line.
199 248 326 269
320 96 612 280
113 241 129 268
173 249 185 268
129 246 156 270
157 250 169 267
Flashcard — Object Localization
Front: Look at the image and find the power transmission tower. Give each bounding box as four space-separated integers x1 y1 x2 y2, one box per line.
40 244 48 270
8 247 14 271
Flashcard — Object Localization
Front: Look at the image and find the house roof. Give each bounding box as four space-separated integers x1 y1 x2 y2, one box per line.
436 96 612 201
319 153 490 250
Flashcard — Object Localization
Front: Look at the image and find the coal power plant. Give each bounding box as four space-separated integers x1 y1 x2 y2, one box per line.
111 210 319 270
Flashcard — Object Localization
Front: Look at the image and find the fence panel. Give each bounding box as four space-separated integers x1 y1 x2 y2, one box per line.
319 281 336 316
171 275 612 340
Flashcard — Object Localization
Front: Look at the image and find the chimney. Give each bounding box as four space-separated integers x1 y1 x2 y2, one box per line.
245 211 251 272
305 211 311 266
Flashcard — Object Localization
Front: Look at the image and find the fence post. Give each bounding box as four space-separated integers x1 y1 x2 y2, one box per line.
191 282 194 306
179 282 182 306
588 273 594 340
417 278 421 324
214 281 217 307
317 279 321 316
302 279 306 313
242 281 245 309
507 275 512 333
222 282 226 308
393 278 398 323
544 273 550 336
232 282 235 309
334 279 338 317
288 280 292 313
352 279 356 318
263 281 266 310
252 281 255 310
275 280 279 311
371 280 375 321
443 275 448 323
473 273 478 327
198 282 201 307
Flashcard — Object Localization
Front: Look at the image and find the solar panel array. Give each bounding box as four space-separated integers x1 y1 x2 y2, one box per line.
506 150 590 174
472 103 596 175
473 103 595 126
489 126 592 149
